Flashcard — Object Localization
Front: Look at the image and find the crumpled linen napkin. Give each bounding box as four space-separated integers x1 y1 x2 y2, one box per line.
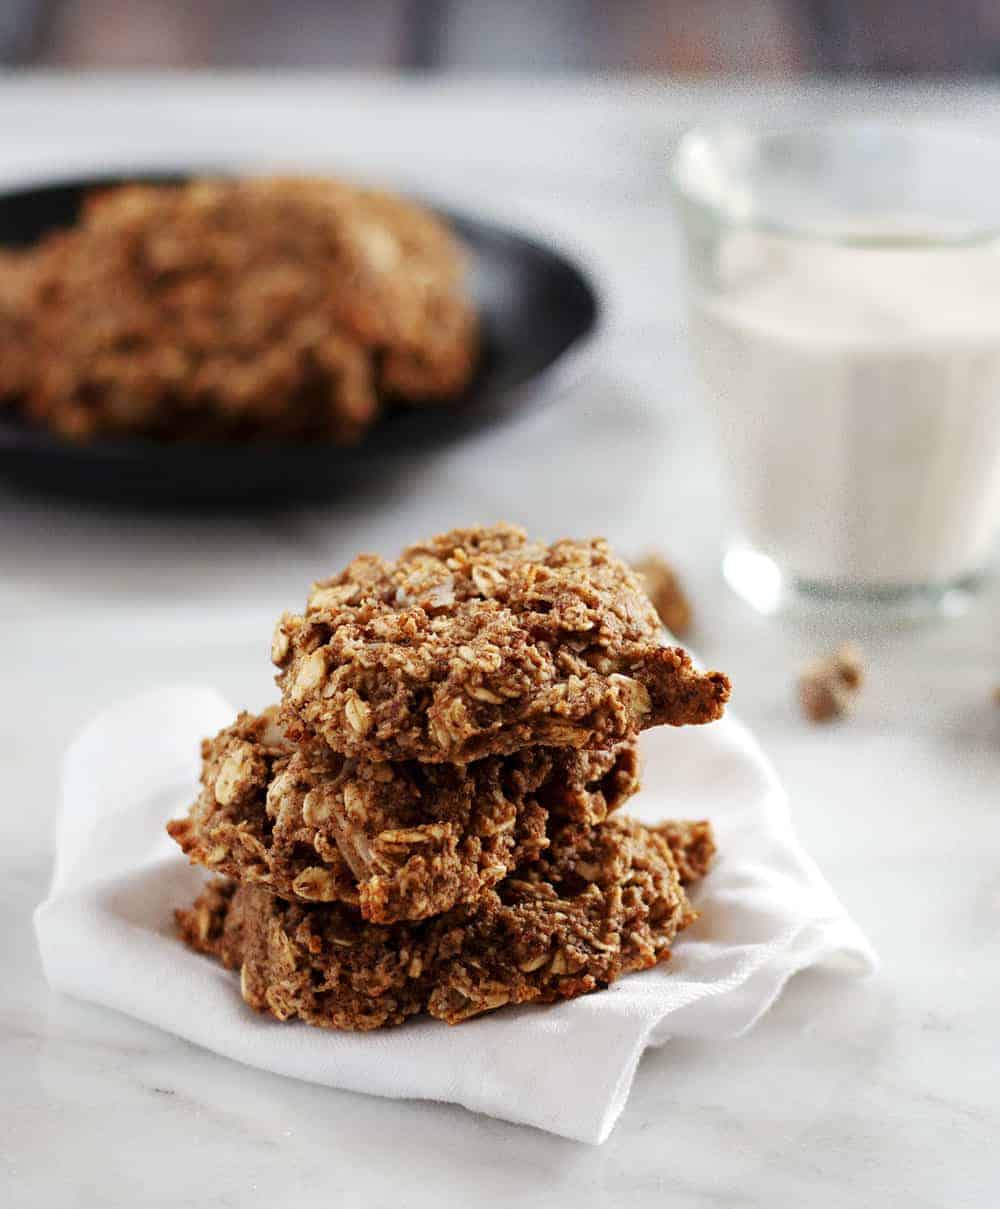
34 685 877 1144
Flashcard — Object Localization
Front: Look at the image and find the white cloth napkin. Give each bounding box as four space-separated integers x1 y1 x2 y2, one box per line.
34 684 877 1144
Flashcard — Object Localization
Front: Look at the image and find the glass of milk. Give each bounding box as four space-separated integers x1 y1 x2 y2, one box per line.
671 123 1000 616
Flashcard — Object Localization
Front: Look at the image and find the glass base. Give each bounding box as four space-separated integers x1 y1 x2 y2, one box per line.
722 543 986 622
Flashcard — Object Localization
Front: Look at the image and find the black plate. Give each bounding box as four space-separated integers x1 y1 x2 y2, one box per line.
0 176 600 506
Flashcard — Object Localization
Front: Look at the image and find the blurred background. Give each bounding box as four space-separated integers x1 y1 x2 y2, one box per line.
2 0 1000 75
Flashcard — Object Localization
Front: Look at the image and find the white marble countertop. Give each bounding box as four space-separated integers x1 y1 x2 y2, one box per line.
2 74 998 1209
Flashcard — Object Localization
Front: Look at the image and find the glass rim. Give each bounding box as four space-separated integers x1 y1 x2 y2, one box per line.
670 119 1000 248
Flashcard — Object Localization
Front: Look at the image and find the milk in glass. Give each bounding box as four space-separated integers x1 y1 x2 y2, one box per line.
691 228 1000 589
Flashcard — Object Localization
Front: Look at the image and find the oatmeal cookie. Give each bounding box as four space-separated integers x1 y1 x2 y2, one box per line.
274 524 731 763
0 176 477 442
167 707 640 924
177 814 713 1030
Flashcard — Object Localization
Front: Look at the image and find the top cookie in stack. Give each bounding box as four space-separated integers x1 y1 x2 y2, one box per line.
271 523 729 763
168 525 730 1027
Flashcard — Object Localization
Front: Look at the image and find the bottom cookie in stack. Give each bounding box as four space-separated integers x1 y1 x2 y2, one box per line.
177 815 715 1030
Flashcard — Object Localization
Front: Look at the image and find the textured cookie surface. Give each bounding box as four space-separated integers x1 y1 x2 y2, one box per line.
167 707 640 924
177 815 714 1030
0 177 477 442
274 524 731 763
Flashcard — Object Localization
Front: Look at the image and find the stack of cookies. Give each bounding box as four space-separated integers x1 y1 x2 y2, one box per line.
168 525 731 1029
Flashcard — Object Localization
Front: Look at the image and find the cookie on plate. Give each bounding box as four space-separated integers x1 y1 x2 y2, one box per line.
0 176 477 442
274 524 731 764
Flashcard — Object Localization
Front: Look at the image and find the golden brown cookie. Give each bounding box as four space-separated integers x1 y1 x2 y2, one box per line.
0 177 477 442
167 707 640 924
177 815 713 1030
274 524 731 764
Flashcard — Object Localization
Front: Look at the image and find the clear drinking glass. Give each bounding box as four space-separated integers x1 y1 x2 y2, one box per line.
671 123 1000 617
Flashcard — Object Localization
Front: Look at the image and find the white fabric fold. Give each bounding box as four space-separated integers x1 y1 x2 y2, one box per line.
35 685 877 1144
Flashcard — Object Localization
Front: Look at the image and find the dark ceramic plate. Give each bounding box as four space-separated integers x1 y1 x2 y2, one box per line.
0 175 600 506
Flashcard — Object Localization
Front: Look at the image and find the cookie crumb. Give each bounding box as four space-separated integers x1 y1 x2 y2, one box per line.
634 554 692 636
798 644 864 723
